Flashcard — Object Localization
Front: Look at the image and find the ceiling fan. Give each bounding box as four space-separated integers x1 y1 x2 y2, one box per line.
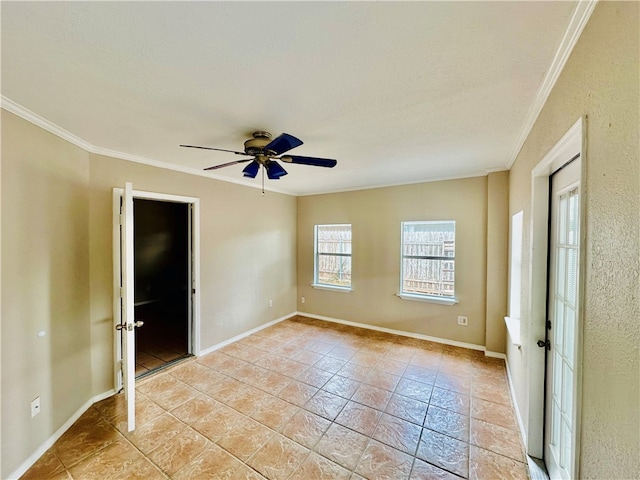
180 131 337 180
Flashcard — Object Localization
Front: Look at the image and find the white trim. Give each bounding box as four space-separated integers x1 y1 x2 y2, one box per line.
311 284 352 293
506 359 528 447
485 350 507 360
198 313 294 356
112 187 201 394
1 96 95 152
507 1 597 168
298 170 501 197
525 117 585 464
504 316 522 349
0 96 290 195
296 311 495 353
506 359 547 479
396 293 458 306
1 95 509 197
7 390 115 480
112 190 123 391
298 311 505 358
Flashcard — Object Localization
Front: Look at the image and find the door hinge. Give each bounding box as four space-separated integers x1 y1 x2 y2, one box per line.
120 287 125 298
546 320 552 330
119 213 123 225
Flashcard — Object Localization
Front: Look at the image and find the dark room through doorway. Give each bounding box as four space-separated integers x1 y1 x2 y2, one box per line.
133 198 192 377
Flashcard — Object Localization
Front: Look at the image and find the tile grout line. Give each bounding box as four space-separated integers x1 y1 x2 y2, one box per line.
23 317 528 480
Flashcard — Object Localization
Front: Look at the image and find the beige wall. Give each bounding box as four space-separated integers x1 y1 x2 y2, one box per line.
1 110 298 476
297 176 508 349
1 111 93 476
88 154 298 395
485 171 509 353
507 2 639 478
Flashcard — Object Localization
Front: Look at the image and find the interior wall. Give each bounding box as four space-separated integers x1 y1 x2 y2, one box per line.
0 108 298 476
297 176 501 348
507 2 639 478
1 111 93 477
88 154 298 396
485 171 509 353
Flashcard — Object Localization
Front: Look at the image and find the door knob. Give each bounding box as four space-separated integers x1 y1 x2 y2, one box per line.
115 321 143 330
537 339 551 350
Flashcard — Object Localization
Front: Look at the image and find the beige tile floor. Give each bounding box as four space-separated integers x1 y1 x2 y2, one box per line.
21 316 529 480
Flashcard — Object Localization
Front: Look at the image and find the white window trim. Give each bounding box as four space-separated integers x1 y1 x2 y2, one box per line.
312 283 353 293
399 220 457 303
396 292 458 305
504 316 522 348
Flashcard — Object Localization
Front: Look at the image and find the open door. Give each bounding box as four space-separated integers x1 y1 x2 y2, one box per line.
118 182 141 432
114 185 200 431
544 158 582 479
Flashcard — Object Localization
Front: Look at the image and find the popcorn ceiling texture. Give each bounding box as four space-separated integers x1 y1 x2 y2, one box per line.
508 2 639 478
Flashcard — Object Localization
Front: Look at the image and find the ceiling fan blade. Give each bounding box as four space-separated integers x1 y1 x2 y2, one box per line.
203 158 253 171
242 160 260 178
264 133 303 155
280 155 337 168
265 161 288 180
180 144 247 156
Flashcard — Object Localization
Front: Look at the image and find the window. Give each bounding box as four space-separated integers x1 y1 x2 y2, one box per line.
400 221 456 302
508 211 523 319
314 224 352 290
505 211 523 347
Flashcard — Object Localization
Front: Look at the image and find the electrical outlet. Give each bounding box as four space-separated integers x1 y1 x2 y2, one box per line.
301 296 305 304
31 397 41 418
269 299 273 308
457 316 468 326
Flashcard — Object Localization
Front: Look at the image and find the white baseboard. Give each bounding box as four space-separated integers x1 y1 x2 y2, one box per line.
485 350 507 359
10 311 506 479
505 358 527 446
8 389 116 480
198 312 295 357
296 311 505 358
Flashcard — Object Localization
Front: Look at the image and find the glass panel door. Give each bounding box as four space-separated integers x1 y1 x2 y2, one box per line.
545 159 580 479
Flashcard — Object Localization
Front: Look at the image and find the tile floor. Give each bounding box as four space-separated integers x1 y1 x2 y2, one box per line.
135 301 190 376
21 316 529 480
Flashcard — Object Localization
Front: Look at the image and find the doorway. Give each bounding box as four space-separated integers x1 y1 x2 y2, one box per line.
134 199 190 377
526 117 585 478
113 187 200 393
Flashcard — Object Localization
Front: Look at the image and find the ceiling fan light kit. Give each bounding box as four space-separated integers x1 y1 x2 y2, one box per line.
265 161 288 180
241 160 260 178
180 131 337 183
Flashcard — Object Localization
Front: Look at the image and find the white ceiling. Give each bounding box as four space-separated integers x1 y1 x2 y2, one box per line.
1 1 578 196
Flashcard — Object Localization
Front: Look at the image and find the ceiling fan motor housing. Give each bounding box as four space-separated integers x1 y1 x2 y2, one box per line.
244 131 273 156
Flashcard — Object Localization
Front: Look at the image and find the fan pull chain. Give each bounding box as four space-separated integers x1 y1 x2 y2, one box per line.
261 166 265 196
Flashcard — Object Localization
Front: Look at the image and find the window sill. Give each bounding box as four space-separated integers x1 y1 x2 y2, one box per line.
311 283 352 293
504 316 522 349
396 293 458 305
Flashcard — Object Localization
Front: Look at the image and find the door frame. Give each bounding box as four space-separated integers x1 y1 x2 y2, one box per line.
112 188 201 392
526 116 586 478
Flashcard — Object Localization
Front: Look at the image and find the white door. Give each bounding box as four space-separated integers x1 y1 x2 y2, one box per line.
119 182 138 432
544 158 581 479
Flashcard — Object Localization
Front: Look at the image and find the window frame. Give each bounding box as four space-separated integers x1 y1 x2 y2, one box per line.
398 220 458 305
313 223 352 292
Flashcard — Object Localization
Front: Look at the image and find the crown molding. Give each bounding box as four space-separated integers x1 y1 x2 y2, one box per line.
506 0 598 169
3 94 502 197
1 95 95 152
0 95 291 195
297 168 507 197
